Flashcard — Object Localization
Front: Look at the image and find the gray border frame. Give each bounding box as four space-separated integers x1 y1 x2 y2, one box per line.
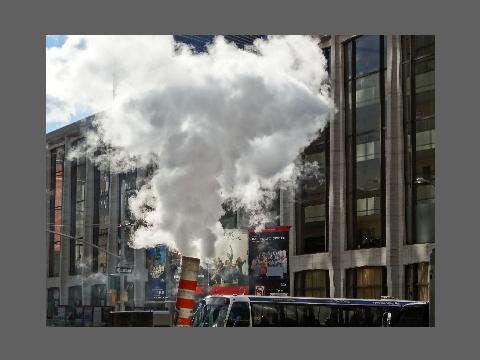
1 0 477 359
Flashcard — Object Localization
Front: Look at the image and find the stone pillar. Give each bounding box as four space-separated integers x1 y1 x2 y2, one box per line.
329 36 347 297
385 35 405 298
46 148 52 279
134 248 148 307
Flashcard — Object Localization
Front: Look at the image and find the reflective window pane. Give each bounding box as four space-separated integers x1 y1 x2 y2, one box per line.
414 35 434 58
356 158 381 194
355 36 380 76
344 36 385 250
355 73 380 109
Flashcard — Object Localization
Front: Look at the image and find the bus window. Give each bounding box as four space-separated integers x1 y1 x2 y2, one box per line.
283 304 297 327
397 305 428 327
340 306 369 327
297 304 320 326
251 303 281 327
312 305 338 326
191 298 229 327
339 306 384 327
226 302 250 327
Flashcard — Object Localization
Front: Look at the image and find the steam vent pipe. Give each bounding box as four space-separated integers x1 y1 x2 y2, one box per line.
175 256 200 327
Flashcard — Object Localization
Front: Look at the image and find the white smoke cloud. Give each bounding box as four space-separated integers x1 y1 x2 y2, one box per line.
46 35 331 258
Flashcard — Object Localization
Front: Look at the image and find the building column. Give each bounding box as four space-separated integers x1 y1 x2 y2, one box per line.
107 173 121 306
46 149 52 280
385 35 405 298
280 187 296 295
329 36 347 297
133 249 147 307
60 138 72 305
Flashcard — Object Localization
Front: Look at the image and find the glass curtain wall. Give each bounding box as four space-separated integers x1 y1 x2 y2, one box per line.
402 35 435 244
296 128 329 254
344 35 387 250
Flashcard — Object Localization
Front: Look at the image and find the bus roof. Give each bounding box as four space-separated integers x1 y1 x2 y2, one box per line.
202 295 427 307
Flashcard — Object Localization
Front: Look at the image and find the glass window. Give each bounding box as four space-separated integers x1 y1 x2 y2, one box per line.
313 305 339 326
294 270 330 297
69 145 86 276
346 267 387 299
192 298 229 327
345 41 352 80
296 128 329 255
345 36 385 250
338 306 384 327
282 304 297 326
355 35 380 76
49 146 64 277
403 35 435 245
405 262 430 301
47 287 60 319
413 35 435 59
322 47 331 77
397 305 428 327
226 302 250 327
91 284 106 306
251 303 281 327
355 73 381 110
68 285 82 307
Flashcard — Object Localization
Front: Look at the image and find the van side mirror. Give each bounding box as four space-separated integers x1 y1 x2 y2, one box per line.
382 312 392 327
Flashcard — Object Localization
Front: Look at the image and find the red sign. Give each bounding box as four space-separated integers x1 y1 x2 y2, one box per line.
208 285 249 295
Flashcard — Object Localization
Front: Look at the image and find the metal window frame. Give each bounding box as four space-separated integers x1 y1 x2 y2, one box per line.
295 125 330 255
344 35 386 250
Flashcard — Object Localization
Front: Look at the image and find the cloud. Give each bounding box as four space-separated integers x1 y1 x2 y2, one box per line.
47 35 330 258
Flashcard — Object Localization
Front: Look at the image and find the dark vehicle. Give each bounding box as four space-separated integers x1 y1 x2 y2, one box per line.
111 310 172 327
395 302 430 327
191 295 429 327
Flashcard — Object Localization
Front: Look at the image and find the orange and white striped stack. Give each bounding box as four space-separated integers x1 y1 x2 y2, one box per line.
175 256 200 327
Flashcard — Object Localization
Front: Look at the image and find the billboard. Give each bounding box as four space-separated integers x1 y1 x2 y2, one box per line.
248 226 290 295
197 229 249 296
146 245 167 300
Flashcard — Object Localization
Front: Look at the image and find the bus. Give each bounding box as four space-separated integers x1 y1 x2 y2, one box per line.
191 295 429 327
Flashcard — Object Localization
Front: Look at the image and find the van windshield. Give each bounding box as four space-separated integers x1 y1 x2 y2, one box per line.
191 298 230 327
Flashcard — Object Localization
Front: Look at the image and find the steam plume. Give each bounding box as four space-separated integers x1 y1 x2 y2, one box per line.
46 35 331 257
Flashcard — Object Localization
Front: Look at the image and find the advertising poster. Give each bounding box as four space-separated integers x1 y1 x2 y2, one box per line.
197 229 249 296
146 245 167 300
248 226 290 295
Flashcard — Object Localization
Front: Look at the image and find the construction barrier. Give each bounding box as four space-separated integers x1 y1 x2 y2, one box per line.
175 256 200 327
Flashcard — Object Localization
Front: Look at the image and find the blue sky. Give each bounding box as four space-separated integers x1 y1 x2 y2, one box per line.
46 35 67 49
46 35 95 133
